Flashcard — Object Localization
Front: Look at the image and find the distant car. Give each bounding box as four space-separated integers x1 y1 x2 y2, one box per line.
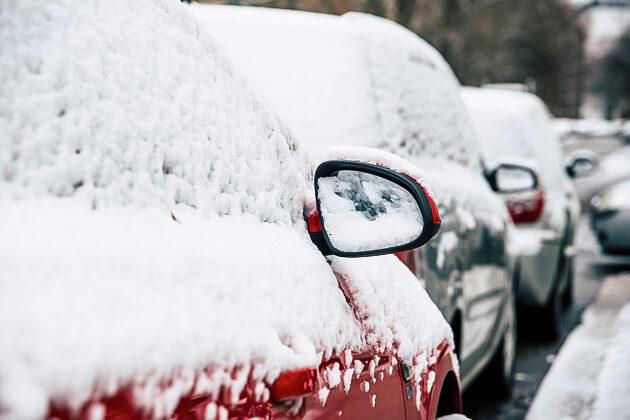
590 179 630 254
461 87 581 339
567 146 630 208
193 4 522 397
0 1 463 419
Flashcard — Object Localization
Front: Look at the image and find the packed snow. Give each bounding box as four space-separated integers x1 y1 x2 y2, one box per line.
0 0 453 417
191 5 482 172
192 4 509 235
318 171 424 252
527 273 630 419
329 256 453 365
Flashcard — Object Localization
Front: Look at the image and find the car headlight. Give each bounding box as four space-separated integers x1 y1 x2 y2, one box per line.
595 181 630 212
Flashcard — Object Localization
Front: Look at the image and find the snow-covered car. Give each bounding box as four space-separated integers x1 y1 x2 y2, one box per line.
567 146 630 208
192 5 519 396
590 179 630 254
0 1 464 419
461 87 581 339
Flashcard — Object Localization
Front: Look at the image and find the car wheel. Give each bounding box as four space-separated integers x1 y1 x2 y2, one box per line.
477 288 517 399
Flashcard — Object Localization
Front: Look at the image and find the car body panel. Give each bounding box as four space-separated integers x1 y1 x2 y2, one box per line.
592 210 630 253
573 146 630 208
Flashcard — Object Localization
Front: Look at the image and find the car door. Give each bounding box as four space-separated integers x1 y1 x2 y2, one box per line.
406 165 511 387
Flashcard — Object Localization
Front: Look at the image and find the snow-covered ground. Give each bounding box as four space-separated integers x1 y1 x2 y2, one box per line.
527 272 630 419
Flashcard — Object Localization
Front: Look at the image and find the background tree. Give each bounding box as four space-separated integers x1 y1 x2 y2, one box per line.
592 28 630 118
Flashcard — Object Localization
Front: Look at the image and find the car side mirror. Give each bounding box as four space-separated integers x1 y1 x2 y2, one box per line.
486 163 538 193
309 160 440 257
565 149 598 178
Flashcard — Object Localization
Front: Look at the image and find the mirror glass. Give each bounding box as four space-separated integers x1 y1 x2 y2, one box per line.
495 166 536 192
569 158 596 178
317 170 424 253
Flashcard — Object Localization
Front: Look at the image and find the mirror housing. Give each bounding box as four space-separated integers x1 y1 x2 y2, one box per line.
486 163 538 194
309 160 440 257
565 149 598 178
486 163 545 224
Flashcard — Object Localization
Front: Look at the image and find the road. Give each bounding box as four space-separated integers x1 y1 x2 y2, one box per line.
463 136 630 419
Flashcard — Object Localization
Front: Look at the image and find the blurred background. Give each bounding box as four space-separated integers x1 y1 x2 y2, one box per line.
195 0 630 122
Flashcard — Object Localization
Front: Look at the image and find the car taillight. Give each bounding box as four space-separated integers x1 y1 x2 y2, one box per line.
270 368 318 401
504 187 545 224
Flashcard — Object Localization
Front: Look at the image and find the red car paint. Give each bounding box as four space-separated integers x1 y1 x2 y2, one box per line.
46 194 460 420
46 268 461 420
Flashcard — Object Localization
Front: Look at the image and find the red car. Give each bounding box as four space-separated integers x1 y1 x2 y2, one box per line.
0 1 461 419
33 152 462 420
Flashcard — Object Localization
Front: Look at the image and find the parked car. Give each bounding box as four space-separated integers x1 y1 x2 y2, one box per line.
193 4 522 396
461 86 581 339
0 1 463 419
590 179 630 254
567 146 630 208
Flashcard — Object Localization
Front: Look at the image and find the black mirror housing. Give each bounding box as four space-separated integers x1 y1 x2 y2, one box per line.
565 149 599 179
486 163 538 194
309 160 440 258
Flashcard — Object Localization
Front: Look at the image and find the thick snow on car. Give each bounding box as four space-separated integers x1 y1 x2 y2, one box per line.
461 87 581 339
192 5 519 396
0 0 462 419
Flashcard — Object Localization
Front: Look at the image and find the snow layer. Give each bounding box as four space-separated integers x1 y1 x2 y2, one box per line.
527 273 630 419
461 87 571 230
0 200 361 417
190 5 482 172
0 0 311 225
0 0 453 416
329 255 452 364
318 171 423 252
192 4 509 236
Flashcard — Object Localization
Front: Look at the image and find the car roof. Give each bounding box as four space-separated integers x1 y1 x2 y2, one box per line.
192 4 481 171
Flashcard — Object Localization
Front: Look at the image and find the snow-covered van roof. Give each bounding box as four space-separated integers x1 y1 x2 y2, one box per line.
0 0 450 417
191 5 481 172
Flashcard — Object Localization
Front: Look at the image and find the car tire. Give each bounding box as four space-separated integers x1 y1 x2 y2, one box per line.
476 288 517 399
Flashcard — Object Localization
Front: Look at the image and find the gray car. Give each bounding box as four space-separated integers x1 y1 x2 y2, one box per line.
462 87 581 340
192 5 522 396
591 179 630 254
567 146 630 207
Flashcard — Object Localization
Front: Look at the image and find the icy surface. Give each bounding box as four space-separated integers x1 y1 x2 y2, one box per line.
318 171 423 252
461 87 571 230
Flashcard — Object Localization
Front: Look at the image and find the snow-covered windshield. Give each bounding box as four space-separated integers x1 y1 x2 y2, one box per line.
318 170 423 252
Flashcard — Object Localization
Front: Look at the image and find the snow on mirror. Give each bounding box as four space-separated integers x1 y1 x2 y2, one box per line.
495 166 536 192
317 170 424 253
